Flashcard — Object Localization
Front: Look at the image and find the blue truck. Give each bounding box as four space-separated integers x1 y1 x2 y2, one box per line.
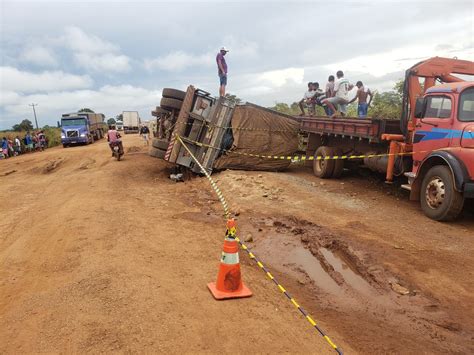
60 112 107 147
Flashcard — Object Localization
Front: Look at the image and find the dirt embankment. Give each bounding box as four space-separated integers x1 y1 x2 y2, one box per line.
1 134 473 354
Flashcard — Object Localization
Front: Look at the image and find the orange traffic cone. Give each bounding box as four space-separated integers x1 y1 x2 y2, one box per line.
207 219 252 300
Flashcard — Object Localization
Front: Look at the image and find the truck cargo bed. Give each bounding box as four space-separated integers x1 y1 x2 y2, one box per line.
300 116 402 142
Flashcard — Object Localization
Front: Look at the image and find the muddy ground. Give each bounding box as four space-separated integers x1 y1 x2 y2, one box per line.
1 134 473 354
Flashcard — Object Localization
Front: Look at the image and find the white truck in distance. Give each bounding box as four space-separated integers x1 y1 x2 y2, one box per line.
122 111 140 134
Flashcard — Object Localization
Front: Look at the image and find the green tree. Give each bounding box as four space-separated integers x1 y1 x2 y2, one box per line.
107 118 116 125
78 108 95 113
224 93 242 105
12 119 34 131
116 114 123 121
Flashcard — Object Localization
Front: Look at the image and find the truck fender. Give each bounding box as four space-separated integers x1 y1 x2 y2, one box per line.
410 151 469 200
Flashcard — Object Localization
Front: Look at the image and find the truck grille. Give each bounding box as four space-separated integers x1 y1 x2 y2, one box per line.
67 130 79 138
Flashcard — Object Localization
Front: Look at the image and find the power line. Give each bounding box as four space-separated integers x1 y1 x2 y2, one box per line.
29 103 39 129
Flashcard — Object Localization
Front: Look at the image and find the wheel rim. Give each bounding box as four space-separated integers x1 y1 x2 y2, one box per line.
425 176 445 209
316 158 325 172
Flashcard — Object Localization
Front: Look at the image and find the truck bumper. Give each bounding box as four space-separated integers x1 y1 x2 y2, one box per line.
62 137 88 144
464 182 474 198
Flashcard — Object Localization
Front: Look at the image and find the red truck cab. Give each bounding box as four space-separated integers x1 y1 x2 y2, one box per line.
408 82 474 220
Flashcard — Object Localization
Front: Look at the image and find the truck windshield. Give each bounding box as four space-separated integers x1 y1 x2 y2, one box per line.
62 118 86 126
459 87 474 122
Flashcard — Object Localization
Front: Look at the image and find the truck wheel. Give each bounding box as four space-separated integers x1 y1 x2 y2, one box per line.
152 138 169 150
149 147 166 159
160 97 183 111
162 88 186 100
152 106 171 116
420 165 464 221
63 144 68 148
331 148 344 178
313 146 335 178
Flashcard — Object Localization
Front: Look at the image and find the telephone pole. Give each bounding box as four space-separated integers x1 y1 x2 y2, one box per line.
29 103 39 129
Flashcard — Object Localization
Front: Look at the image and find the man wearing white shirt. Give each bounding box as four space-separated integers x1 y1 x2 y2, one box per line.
299 82 317 116
322 70 353 118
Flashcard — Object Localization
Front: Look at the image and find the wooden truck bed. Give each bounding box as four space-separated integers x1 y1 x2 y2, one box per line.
300 116 402 143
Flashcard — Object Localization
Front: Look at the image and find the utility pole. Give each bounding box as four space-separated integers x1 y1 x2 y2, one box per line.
29 103 39 129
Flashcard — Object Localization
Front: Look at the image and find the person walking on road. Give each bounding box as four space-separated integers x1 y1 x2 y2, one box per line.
139 124 150 146
349 81 373 118
216 46 229 97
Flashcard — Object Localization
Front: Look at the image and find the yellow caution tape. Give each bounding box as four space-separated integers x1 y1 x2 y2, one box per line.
178 135 343 354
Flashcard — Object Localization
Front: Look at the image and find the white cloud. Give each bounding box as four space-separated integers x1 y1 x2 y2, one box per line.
0 66 93 93
1 85 161 126
59 26 131 72
74 53 131 73
144 51 214 72
20 45 58 67
258 67 304 87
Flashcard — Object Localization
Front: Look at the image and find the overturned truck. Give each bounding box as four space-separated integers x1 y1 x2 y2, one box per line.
150 86 300 173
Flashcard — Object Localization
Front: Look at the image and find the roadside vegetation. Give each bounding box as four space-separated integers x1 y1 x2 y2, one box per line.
1 119 61 148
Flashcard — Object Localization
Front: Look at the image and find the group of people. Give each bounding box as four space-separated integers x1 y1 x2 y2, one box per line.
299 71 373 118
1 131 48 159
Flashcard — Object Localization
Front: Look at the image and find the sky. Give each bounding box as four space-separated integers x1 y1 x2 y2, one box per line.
0 0 473 129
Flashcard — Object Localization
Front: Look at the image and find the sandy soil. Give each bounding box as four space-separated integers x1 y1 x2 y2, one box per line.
1 134 473 354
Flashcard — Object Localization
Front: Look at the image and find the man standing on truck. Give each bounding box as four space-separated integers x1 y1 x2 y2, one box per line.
349 81 373 118
322 70 353 118
216 47 229 97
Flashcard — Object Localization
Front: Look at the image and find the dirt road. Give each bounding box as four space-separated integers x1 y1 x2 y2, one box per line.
1 134 473 354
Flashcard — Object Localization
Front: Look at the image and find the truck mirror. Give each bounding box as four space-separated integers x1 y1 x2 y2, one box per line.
414 98 426 118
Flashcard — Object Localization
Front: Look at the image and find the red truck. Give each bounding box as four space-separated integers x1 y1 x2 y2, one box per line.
301 57 474 221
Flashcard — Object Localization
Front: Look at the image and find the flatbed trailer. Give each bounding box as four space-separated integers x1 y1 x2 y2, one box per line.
301 116 401 143
302 115 406 178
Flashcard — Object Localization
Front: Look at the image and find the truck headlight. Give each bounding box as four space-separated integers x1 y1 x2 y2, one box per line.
61 134 65 138
80 133 86 137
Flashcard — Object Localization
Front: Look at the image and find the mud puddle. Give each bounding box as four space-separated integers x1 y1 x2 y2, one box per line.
320 248 374 297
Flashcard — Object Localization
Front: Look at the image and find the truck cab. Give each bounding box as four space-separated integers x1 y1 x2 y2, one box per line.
61 115 93 146
409 82 474 220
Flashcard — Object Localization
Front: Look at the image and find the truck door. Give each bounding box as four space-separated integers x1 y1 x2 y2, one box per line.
413 94 454 163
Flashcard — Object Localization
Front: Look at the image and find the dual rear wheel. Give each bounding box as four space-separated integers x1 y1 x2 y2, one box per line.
313 146 344 179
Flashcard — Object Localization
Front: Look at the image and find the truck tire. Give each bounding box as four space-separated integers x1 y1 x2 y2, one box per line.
162 88 186 101
160 97 183 111
331 148 344 178
149 147 166 159
153 107 170 116
313 146 335 178
152 138 170 150
420 165 464 221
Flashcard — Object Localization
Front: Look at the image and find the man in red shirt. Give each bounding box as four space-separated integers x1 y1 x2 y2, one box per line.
216 46 229 97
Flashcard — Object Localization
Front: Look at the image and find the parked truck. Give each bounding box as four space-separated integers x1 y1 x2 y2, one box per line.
122 111 140 133
61 112 106 147
300 57 474 221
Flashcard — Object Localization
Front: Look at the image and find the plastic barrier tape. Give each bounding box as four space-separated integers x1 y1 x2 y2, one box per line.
177 136 415 162
177 135 344 354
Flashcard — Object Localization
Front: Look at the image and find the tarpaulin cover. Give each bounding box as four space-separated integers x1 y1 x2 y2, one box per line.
213 104 300 171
